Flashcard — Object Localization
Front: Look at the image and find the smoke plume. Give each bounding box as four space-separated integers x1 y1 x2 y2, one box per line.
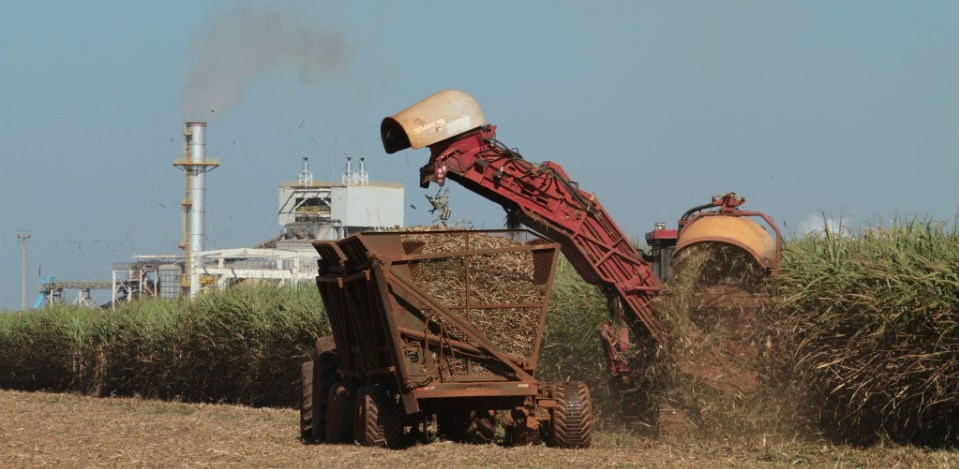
180 5 349 120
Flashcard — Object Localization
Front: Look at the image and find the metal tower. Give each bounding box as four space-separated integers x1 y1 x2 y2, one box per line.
17 231 30 310
173 122 219 298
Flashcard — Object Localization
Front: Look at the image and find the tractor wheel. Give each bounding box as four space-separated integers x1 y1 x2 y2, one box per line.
325 381 354 443
547 381 593 448
354 385 403 448
298 360 318 442
313 348 340 441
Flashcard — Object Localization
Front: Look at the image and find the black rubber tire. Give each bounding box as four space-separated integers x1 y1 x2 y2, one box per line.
354 385 403 448
298 360 318 441
325 381 354 443
313 349 340 440
548 381 593 448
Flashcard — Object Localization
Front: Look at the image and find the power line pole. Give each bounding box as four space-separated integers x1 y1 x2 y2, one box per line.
18 231 30 310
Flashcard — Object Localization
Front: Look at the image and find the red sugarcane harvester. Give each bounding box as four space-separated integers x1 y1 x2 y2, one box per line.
380 90 783 394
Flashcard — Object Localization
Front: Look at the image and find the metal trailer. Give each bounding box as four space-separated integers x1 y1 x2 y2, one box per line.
299 229 593 448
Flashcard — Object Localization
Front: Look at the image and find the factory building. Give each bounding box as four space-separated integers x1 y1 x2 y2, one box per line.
35 122 404 308
186 126 404 293
276 156 404 242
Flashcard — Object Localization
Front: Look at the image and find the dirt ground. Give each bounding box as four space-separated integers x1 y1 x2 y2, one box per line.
0 389 954 468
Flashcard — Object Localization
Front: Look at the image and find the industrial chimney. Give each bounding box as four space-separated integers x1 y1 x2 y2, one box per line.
174 122 219 298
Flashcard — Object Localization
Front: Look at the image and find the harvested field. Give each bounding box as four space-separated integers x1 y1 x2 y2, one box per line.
1 389 955 469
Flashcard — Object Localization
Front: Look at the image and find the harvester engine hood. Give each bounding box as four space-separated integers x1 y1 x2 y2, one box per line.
381 89 486 154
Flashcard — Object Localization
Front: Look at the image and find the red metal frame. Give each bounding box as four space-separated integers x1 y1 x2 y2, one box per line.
421 126 781 384
314 230 562 414
423 127 665 341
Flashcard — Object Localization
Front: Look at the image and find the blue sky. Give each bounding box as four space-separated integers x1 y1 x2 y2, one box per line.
1 1 956 310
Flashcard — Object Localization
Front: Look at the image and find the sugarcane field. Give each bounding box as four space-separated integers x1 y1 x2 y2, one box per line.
2 220 958 467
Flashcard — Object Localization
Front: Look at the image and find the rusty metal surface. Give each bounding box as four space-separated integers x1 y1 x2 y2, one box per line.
412 382 537 399
314 229 561 408
381 90 485 153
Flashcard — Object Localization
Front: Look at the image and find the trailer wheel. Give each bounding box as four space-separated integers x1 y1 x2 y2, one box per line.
298 360 318 441
313 349 340 441
325 381 354 443
354 385 403 448
547 381 593 448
